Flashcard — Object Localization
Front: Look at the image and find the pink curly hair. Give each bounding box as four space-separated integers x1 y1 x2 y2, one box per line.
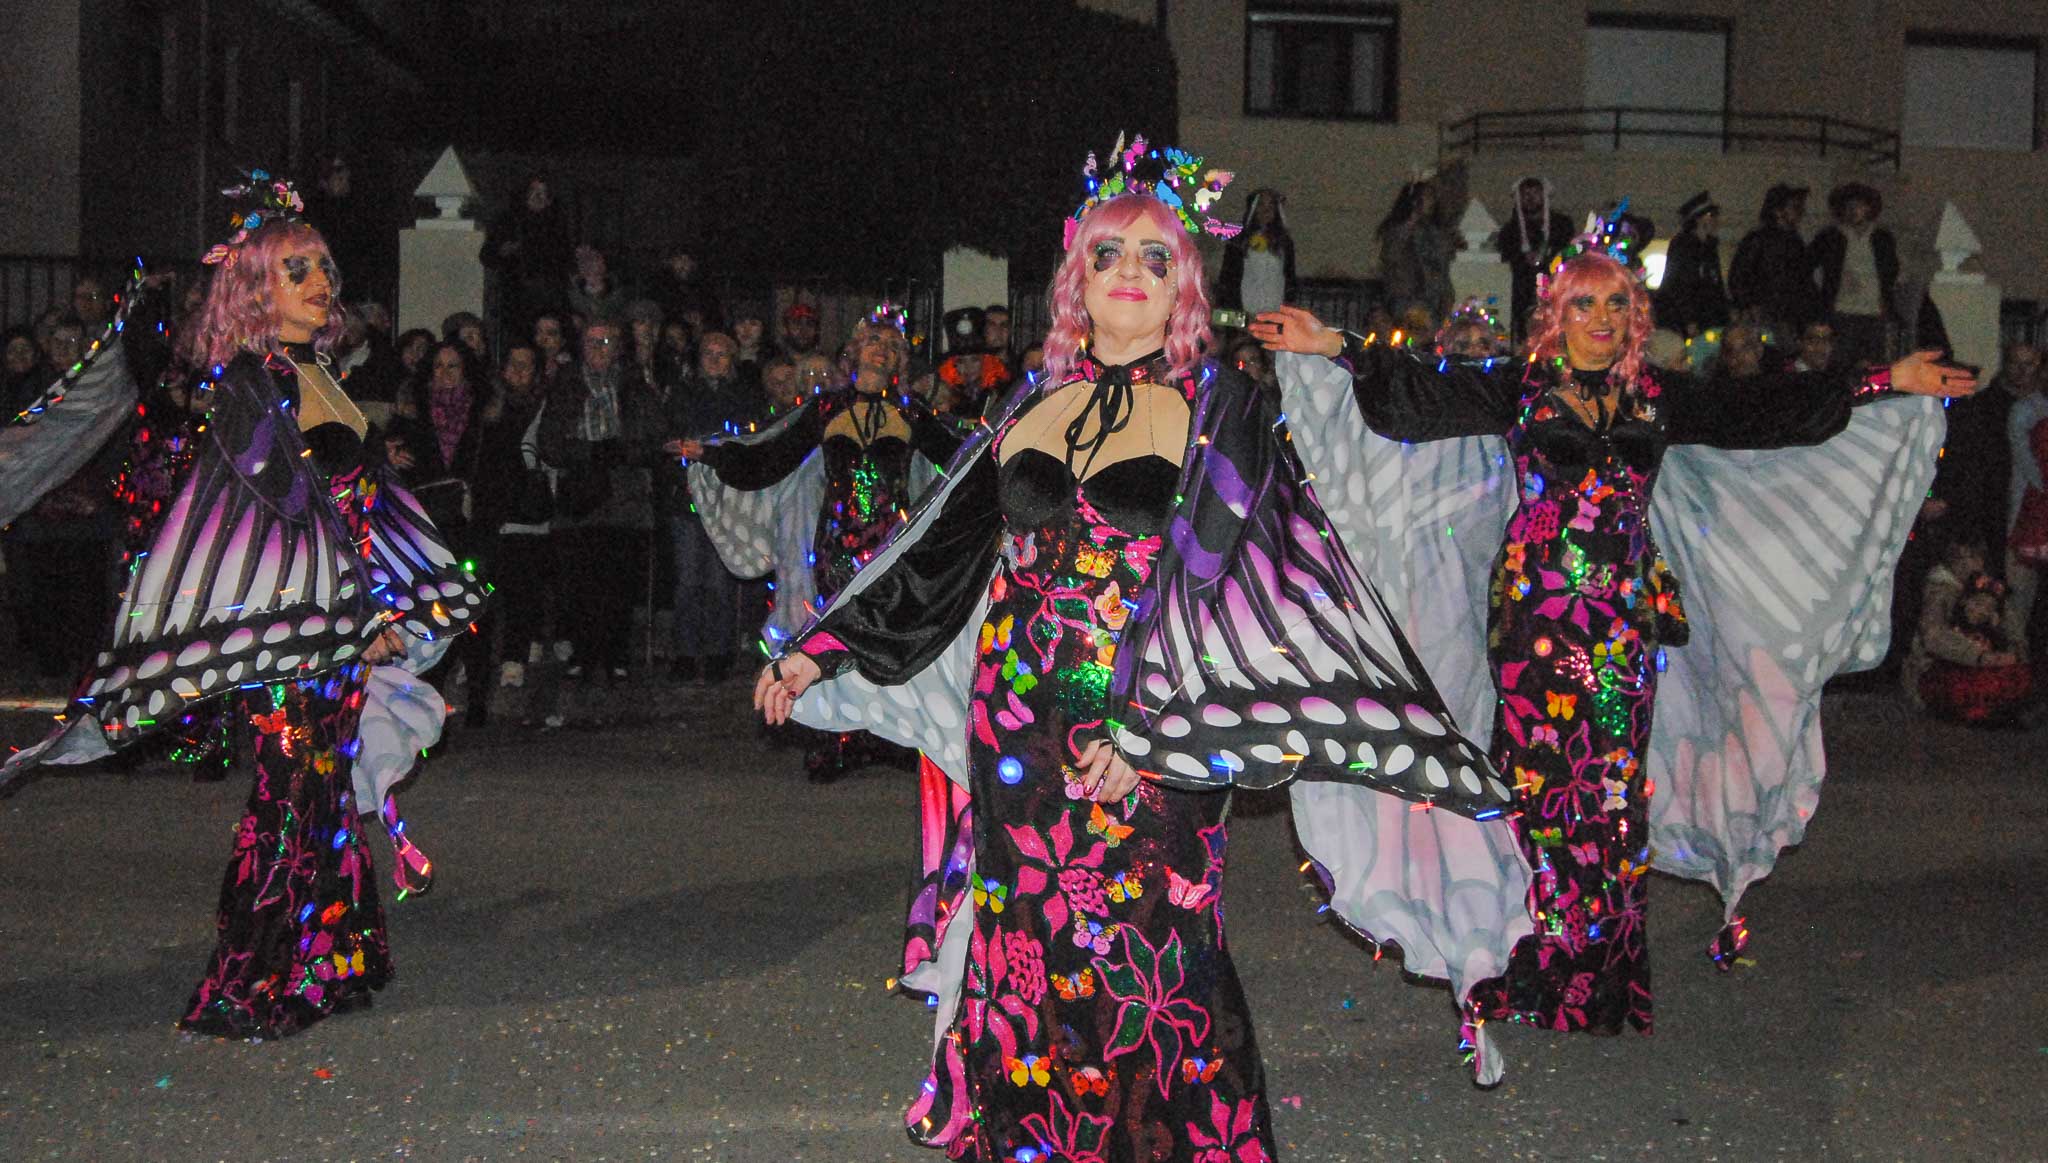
179 221 347 369
1043 195 1211 385
1524 251 1654 388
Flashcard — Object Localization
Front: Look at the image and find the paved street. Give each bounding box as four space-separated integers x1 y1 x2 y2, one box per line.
1 680 2043 1161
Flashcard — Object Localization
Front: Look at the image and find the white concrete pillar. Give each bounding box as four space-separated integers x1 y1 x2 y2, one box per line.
1926 201 2002 382
1450 198 1512 322
397 146 486 337
942 246 1008 332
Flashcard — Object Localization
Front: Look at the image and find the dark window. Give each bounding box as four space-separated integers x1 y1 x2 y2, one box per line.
1904 31 2039 151
1244 4 1397 122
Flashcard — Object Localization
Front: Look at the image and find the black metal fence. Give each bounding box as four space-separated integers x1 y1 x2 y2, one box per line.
0 255 80 331
1440 107 1901 169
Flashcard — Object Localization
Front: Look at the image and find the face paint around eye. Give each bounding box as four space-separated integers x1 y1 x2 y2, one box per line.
284 256 313 284
1091 242 1123 273
1139 243 1172 280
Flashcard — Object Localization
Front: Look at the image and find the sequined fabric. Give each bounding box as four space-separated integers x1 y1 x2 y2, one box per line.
181 456 393 1039
180 676 390 1037
816 433 914 598
1468 372 1670 1035
916 436 1275 1161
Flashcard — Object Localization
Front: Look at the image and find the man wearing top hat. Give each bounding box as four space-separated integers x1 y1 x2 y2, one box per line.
1653 190 1731 338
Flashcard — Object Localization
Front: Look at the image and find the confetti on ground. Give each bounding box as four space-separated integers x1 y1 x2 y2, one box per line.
314 1067 335 1080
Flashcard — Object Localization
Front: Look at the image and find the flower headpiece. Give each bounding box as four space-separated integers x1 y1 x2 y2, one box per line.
1433 296 1510 358
1537 200 1646 299
865 300 908 334
1064 132 1239 250
201 168 307 266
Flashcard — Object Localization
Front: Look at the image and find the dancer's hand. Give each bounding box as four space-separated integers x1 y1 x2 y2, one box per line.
1076 738 1141 802
362 628 406 665
1890 350 1979 397
755 653 821 725
1249 306 1345 358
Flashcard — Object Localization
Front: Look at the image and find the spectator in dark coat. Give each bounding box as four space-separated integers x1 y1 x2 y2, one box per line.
481 175 575 335
657 332 760 682
1497 176 1575 343
650 248 721 338
1728 183 1818 338
536 317 662 681
1809 182 1900 368
1653 191 1731 337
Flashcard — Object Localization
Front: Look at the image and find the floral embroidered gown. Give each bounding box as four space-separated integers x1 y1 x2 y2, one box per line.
5 346 484 1036
804 360 1277 1161
1334 339 1893 1037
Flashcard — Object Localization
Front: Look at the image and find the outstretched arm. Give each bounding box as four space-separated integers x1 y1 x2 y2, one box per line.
1666 350 1977 449
1251 305 1521 441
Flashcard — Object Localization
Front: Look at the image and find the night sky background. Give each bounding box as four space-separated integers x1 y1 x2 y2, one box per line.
402 2 1178 282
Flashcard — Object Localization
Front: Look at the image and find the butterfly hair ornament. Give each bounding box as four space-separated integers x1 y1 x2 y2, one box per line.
201 168 308 266
1536 199 1647 300
1064 132 1240 251
865 299 908 334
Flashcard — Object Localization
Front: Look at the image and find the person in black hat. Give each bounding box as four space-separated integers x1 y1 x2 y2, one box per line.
933 306 1009 416
1809 182 1898 369
1729 183 1818 339
1653 191 1731 338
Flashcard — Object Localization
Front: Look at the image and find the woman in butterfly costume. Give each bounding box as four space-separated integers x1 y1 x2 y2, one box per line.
681 305 967 781
1256 215 1973 1065
754 136 1532 1160
1 174 484 1038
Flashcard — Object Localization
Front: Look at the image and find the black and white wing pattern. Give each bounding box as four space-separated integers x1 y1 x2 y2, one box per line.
1273 350 1513 734
359 472 488 643
3 355 482 784
0 324 140 527
1106 365 1513 814
1646 395 1943 916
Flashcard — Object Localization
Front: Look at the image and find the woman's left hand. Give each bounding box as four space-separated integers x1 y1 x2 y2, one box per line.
1889 350 1980 397
1076 738 1141 802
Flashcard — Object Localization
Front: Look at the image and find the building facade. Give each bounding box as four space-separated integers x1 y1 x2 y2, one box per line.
3 0 421 323
1087 0 2047 312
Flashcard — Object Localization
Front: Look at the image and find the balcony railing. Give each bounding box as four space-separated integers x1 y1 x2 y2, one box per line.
1440 107 1901 170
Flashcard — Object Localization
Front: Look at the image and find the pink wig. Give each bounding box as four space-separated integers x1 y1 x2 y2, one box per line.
845 317 910 385
1524 251 1654 388
179 221 347 369
1043 194 1212 385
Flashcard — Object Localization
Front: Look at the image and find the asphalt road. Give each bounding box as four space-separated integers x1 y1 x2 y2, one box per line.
1 682 2043 1161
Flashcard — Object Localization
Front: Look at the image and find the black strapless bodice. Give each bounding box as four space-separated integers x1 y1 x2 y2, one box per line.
998 448 1179 538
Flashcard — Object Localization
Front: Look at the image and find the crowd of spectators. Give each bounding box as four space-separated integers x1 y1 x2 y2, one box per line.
4 167 2044 732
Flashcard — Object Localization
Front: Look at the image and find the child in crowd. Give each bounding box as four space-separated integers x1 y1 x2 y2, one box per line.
1903 536 2035 725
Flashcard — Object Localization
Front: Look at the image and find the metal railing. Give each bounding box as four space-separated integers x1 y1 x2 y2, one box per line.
1440 107 1901 169
0 255 80 330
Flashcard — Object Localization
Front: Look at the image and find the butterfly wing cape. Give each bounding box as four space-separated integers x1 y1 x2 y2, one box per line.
2 353 481 788
785 363 1532 1081
0 327 140 528
1277 349 1942 922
